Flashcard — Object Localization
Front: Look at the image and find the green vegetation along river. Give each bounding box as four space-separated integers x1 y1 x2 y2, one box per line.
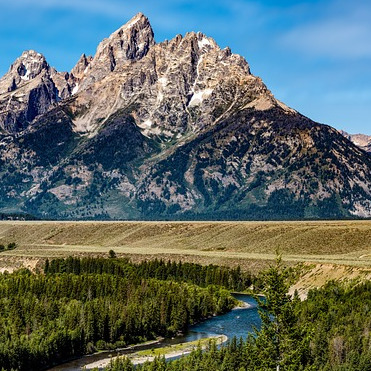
49 294 261 370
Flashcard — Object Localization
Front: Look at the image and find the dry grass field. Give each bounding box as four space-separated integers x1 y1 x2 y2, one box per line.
0 220 370 294
0 220 369 266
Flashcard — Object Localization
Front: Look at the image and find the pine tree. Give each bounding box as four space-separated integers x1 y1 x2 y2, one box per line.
248 252 310 370
44 258 50 274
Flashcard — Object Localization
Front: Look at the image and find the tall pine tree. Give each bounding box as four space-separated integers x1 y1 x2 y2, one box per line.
246 253 311 370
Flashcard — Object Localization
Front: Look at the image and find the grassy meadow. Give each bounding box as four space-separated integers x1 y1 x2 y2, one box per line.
0 220 370 272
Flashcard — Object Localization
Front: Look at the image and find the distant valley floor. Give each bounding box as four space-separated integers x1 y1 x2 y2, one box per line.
0 220 370 296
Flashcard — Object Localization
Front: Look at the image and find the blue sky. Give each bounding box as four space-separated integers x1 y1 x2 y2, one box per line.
1 0 370 134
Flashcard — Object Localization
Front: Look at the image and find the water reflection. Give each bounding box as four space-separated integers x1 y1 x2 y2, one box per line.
48 294 261 370
183 294 261 342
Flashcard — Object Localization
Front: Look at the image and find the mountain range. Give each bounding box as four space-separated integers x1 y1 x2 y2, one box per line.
340 131 371 154
0 13 370 220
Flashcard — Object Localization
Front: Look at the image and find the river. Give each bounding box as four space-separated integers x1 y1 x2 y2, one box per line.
49 294 261 371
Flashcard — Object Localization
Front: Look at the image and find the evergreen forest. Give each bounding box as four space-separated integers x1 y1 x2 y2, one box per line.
103 260 371 371
0 256 370 371
0 258 244 370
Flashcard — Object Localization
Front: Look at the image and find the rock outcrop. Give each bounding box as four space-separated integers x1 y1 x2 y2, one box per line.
0 50 79 132
0 13 370 220
340 131 371 153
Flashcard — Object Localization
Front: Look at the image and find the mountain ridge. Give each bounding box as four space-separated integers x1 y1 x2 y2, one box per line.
0 13 370 220
340 131 371 153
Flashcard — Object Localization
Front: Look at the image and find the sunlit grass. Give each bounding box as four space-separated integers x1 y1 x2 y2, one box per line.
0 220 370 270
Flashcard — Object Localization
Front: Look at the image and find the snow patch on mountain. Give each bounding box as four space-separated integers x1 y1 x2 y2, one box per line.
189 88 213 106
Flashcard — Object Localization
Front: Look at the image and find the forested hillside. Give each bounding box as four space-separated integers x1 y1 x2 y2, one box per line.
0 258 242 370
1 256 370 371
103 264 371 370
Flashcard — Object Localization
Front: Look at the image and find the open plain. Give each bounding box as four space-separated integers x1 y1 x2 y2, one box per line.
0 220 370 273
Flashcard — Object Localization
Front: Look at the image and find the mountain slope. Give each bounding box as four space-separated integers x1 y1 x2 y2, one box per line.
0 13 370 220
341 131 371 153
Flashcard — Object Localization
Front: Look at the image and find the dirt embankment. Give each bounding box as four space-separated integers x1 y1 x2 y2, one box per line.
289 262 371 299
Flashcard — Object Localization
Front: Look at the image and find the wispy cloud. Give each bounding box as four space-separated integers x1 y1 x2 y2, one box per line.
279 0 371 59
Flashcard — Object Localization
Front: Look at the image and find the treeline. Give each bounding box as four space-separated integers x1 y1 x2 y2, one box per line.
0 213 38 221
299 280 371 369
45 257 253 291
0 242 17 252
103 272 371 370
0 261 237 370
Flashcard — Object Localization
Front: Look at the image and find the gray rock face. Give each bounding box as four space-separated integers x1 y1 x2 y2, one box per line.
70 54 93 80
69 23 263 137
0 50 49 94
78 13 155 92
340 131 371 153
0 13 370 220
0 50 77 132
0 52 56 132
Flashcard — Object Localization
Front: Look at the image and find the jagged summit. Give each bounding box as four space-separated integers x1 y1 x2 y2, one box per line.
0 50 77 132
341 131 371 153
0 14 370 219
0 50 49 94
117 12 150 31
11 50 48 76
68 18 254 136
103 12 155 57
71 54 93 80
77 13 155 90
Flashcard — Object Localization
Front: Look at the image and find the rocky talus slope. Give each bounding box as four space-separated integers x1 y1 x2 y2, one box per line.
0 13 370 220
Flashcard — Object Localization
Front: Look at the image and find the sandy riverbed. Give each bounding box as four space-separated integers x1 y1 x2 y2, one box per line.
83 335 228 370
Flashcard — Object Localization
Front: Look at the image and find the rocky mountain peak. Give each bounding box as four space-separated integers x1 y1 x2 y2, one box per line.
71 54 93 80
341 130 371 153
78 13 155 89
0 14 371 220
68 20 256 138
0 50 50 94
12 50 49 79
98 12 155 63
117 12 151 34
0 51 63 133
188 32 218 50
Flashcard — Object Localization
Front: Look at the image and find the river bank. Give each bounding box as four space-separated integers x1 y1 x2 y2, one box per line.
83 335 228 370
48 294 260 371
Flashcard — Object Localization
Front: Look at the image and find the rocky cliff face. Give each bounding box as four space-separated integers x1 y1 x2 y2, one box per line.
340 131 371 153
0 13 370 220
0 50 79 133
